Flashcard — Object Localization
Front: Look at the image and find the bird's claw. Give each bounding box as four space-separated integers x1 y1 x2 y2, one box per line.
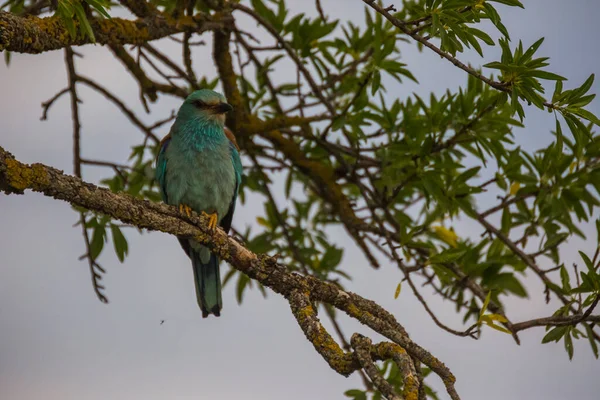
179 204 192 218
201 211 218 232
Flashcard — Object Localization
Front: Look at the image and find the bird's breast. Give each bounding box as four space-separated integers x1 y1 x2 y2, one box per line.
165 139 236 220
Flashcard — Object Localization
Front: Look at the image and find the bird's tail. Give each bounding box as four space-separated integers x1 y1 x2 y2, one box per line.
191 250 222 318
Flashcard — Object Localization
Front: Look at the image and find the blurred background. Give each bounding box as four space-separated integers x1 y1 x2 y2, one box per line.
1 1 599 399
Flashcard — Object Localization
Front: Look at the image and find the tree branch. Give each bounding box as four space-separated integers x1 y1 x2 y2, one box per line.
351 334 401 400
512 295 600 332
361 0 564 112
0 10 228 53
512 314 600 332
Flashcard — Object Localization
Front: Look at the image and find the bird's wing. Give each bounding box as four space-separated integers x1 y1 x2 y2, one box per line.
156 132 193 257
155 132 172 203
219 127 242 233
224 126 239 151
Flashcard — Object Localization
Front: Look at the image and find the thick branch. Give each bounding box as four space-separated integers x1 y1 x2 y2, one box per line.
0 10 227 54
289 289 356 375
351 334 401 400
213 27 247 132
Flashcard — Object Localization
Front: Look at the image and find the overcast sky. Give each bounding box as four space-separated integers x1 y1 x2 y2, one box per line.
1 1 599 399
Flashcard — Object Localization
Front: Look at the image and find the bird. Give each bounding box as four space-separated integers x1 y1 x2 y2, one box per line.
155 89 242 318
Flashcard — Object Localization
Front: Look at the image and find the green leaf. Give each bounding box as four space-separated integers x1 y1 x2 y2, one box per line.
429 248 466 264
344 389 367 400
482 61 507 71
222 268 237 287
579 251 594 271
56 0 77 39
520 37 544 63
331 115 346 131
110 224 128 263
584 323 599 359
85 0 111 18
394 282 402 299
528 70 566 81
553 80 564 102
73 2 95 42
467 27 495 46
89 224 106 260
236 273 250 304
492 273 528 297
485 313 508 323
320 246 343 270
251 0 280 32
560 265 571 293
542 326 568 343
371 69 381 95
571 74 595 100
564 330 574 360
543 233 568 251
247 233 274 254
484 4 510 38
569 94 596 108
570 108 600 126
482 320 512 334
480 291 492 319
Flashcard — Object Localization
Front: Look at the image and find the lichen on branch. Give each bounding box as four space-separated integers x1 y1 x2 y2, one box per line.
0 10 228 53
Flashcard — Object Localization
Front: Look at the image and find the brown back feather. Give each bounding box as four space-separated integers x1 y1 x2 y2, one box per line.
224 127 239 150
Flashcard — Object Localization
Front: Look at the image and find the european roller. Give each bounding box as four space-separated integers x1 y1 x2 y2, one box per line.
155 89 242 317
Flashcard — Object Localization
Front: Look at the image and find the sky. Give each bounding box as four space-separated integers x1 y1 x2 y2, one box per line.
1 1 600 399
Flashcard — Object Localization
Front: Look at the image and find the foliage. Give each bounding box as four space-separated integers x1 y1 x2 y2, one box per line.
55 0 112 41
1 0 111 40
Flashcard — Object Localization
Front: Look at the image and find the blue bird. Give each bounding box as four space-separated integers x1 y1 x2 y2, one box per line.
155 89 242 318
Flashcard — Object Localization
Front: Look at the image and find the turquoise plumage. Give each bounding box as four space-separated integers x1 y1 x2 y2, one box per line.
155 89 242 317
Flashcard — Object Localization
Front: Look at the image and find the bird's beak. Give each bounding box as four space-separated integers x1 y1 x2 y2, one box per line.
214 102 233 114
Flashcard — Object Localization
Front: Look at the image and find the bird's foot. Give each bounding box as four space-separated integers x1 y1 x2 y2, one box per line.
201 211 218 232
179 204 192 218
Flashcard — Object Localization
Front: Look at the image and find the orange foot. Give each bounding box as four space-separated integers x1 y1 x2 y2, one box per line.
201 211 218 232
179 204 192 218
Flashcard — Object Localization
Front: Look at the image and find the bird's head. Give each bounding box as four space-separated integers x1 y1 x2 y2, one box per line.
178 89 233 126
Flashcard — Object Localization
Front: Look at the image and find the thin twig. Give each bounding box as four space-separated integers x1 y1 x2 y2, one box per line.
40 88 69 121
65 47 108 303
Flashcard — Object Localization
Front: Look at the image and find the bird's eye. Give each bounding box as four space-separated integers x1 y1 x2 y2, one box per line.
193 100 207 108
